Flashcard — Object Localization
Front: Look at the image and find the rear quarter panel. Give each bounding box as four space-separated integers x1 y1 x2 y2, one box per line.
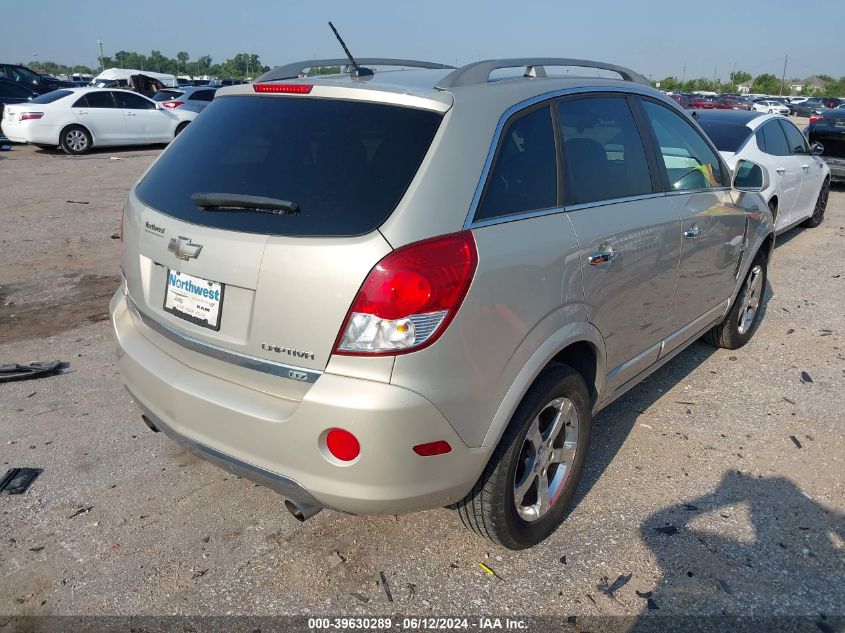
390 213 585 447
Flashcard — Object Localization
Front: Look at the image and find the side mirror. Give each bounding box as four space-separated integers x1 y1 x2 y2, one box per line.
811 141 824 156
733 159 768 193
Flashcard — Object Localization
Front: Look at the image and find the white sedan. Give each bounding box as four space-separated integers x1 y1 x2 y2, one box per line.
751 100 790 115
0 87 196 155
694 109 830 233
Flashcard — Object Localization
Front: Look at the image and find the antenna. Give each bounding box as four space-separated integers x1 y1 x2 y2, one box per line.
327 21 373 78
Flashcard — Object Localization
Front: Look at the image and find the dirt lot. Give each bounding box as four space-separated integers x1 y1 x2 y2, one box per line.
1 142 843 628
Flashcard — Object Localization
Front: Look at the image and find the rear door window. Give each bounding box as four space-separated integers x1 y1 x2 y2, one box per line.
475 105 557 220
79 91 115 108
758 121 790 157
641 100 724 190
189 89 215 101
135 96 443 237
557 96 653 205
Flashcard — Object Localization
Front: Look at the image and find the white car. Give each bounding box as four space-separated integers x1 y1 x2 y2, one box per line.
752 100 790 115
694 110 830 232
0 87 196 155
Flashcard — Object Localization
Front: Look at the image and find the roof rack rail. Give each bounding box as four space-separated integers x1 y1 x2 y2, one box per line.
256 59 456 83
435 58 650 90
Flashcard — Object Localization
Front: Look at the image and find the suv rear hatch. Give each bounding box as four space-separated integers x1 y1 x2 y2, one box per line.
122 84 448 399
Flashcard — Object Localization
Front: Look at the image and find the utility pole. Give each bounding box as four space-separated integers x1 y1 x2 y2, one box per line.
97 39 104 72
681 63 686 85
780 54 788 96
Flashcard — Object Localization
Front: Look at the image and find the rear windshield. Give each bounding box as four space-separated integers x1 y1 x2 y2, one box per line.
695 120 752 153
136 95 442 236
31 90 73 104
153 90 184 101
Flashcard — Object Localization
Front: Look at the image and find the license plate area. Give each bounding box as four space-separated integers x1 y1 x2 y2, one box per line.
163 269 224 331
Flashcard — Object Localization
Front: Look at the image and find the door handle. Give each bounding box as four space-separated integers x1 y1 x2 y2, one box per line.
588 249 617 265
776 167 786 174
127 112 136 117
684 225 701 239
801 164 809 171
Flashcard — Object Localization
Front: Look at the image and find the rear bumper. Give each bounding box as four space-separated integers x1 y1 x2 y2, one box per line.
110 289 491 515
0 121 59 145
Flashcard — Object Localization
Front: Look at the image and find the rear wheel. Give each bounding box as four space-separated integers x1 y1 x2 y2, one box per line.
704 251 767 349
802 178 829 228
452 363 591 549
60 125 91 155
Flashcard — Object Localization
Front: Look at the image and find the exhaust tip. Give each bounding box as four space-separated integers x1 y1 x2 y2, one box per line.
141 415 159 433
285 499 322 522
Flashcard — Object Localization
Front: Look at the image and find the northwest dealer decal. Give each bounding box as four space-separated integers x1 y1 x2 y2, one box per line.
168 274 221 301
144 221 166 237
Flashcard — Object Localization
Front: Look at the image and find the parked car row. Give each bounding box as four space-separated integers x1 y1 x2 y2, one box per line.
691 109 830 232
109 56 806 549
1 87 197 154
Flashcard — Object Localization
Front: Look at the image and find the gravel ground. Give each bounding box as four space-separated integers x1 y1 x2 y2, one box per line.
0 143 843 627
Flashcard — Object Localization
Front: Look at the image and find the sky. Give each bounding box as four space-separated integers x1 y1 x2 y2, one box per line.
2 0 844 81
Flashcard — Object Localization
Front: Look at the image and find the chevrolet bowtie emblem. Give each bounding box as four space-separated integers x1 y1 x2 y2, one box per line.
168 236 203 260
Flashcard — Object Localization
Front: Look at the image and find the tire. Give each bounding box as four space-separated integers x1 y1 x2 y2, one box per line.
60 125 92 155
452 363 591 549
802 178 829 228
704 251 767 350
175 121 189 137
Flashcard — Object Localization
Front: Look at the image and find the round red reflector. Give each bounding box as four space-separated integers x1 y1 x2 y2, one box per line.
326 429 360 461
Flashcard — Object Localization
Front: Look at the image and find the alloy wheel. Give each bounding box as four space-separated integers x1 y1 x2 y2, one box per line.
737 264 763 335
66 130 87 153
513 397 579 522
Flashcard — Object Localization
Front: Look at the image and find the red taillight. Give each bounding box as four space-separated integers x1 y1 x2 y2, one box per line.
325 429 360 462
20 112 44 121
809 116 824 125
413 441 452 457
161 101 184 109
334 232 478 356
253 83 313 94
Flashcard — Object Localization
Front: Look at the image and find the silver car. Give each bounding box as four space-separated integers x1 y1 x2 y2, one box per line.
111 57 774 549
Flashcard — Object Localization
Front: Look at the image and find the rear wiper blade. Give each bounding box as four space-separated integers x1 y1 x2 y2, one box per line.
191 193 300 215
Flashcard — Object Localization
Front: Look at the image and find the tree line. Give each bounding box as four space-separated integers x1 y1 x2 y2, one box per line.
26 50 272 80
653 70 845 96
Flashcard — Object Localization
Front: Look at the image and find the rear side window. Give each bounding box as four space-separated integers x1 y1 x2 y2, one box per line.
31 90 72 104
642 100 724 190
0 82 34 99
757 121 790 157
779 120 808 154
557 97 652 205
136 96 443 237
78 91 115 108
476 106 557 220
189 90 214 101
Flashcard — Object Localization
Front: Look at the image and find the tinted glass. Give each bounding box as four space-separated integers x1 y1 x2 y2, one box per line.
642 100 723 190
31 90 72 104
557 97 652 205
760 121 790 157
695 119 753 153
136 96 443 237
779 120 808 154
84 91 115 108
476 106 557 220
114 92 154 109
153 90 184 101
0 82 33 99
189 89 214 101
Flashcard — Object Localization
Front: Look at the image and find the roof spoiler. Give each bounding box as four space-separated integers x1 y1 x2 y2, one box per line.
435 58 650 90
255 59 455 83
